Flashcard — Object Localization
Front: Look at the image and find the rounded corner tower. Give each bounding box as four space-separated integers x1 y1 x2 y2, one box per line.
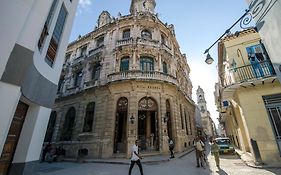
130 0 156 14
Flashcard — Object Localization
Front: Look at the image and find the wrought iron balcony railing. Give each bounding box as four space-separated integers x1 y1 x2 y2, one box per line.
88 45 104 56
72 55 85 66
107 70 178 85
222 60 276 87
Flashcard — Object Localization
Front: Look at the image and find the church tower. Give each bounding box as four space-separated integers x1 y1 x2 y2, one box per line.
130 0 156 14
196 86 207 115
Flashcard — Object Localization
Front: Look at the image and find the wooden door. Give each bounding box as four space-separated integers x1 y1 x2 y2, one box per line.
0 101 29 175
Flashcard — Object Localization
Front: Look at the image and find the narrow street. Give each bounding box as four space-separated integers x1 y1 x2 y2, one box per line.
36 148 281 175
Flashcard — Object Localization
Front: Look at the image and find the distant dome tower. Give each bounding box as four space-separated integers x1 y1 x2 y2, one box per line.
130 0 156 14
196 86 207 114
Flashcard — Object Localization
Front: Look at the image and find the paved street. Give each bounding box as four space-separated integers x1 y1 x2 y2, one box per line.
36 149 281 175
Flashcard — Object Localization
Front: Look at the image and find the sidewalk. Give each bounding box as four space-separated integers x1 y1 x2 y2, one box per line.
235 148 281 169
64 148 194 165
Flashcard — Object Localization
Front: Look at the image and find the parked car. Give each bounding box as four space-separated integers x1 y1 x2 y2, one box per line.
215 137 235 154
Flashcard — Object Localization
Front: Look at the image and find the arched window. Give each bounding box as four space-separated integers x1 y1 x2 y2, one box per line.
83 102 95 132
163 62 168 74
141 29 152 40
120 57 129 72
201 106 205 112
60 107 76 141
140 57 154 72
44 111 57 142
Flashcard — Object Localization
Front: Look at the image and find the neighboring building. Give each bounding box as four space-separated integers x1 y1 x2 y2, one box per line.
194 106 206 139
215 28 281 165
45 0 196 159
246 0 281 82
196 86 215 138
0 0 78 174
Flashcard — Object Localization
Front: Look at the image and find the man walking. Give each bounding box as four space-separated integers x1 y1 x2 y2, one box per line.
129 140 144 175
194 136 205 167
211 139 220 169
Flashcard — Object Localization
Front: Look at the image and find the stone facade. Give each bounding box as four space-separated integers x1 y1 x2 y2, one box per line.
47 0 196 159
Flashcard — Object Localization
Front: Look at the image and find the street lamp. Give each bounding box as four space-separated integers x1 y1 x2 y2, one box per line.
205 53 214 65
203 9 252 64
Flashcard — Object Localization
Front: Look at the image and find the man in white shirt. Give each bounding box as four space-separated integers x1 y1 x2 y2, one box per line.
193 136 205 167
129 140 144 175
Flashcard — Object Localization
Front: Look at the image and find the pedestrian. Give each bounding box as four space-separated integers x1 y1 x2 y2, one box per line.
129 140 144 175
168 138 175 158
193 136 205 167
211 139 220 169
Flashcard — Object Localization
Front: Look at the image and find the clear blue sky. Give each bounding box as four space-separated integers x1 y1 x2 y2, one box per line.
70 0 250 126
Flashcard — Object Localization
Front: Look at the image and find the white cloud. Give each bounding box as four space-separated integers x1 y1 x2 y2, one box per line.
77 0 93 14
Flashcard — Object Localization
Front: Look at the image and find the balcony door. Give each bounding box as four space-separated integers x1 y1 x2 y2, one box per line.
140 57 154 72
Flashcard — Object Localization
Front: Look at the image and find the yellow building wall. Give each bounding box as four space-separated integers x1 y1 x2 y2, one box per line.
236 82 281 164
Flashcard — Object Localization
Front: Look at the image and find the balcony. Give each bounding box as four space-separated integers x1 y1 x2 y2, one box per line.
107 70 178 85
71 55 85 66
137 38 159 47
116 37 133 47
222 60 276 88
87 45 105 62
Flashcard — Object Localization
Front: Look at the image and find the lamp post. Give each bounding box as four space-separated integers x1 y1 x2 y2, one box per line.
204 9 252 64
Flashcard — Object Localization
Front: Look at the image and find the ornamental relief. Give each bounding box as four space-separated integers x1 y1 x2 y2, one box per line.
138 97 157 111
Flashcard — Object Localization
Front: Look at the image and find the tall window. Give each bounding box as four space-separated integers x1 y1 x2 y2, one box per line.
120 57 129 72
80 46 87 57
188 113 192 135
180 105 184 130
60 107 75 141
65 52 71 62
184 110 189 135
38 0 58 50
83 102 95 132
141 29 152 40
74 70 82 87
92 63 101 80
45 4 68 66
163 62 168 74
161 34 166 45
96 36 104 47
123 29 130 39
140 57 154 72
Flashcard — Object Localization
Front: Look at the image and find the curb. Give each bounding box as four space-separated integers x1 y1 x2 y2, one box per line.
63 148 195 165
235 151 281 169
178 148 195 159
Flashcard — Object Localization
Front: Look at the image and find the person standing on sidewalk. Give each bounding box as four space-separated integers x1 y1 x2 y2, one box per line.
193 136 205 167
129 140 144 175
211 139 220 169
168 138 175 158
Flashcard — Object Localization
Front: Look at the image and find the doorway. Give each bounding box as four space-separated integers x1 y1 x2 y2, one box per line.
138 97 159 151
114 97 128 154
0 101 29 175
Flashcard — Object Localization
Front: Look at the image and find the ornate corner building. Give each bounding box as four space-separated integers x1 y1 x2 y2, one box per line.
47 0 196 159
